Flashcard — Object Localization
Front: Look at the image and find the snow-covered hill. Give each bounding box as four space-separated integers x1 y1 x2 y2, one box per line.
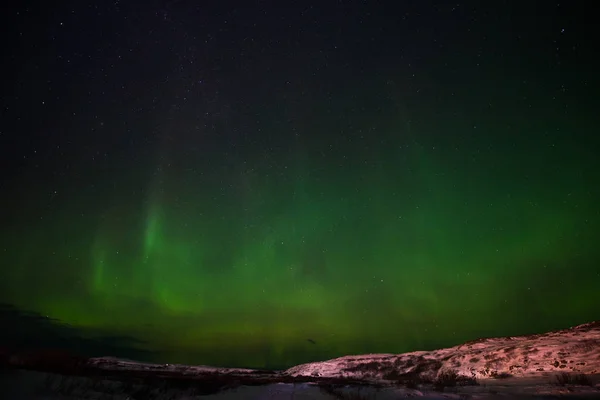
2 321 600 399
286 321 600 383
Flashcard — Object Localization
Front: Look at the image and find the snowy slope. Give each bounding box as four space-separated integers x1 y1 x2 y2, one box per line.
3 321 600 398
286 321 600 382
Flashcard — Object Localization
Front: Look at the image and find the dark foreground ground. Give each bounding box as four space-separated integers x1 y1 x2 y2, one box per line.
2 320 600 399
1 365 600 400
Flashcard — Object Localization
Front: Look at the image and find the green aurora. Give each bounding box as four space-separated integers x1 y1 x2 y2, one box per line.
2 124 599 368
1 0 599 370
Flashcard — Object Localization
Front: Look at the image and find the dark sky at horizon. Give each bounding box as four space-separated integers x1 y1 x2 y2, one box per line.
1 0 599 369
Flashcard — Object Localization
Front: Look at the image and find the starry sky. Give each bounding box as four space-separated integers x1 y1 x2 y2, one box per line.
0 0 598 369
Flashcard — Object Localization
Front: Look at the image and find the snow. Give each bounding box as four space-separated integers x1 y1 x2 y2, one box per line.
286 321 600 382
3 321 600 398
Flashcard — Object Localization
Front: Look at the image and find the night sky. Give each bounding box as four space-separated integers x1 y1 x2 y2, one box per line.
1 0 598 369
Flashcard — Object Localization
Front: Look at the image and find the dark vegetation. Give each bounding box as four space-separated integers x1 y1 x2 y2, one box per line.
462 337 490 346
383 358 479 391
381 357 442 386
570 339 600 352
344 361 382 374
490 371 513 379
319 384 376 400
573 321 600 333
433 369 479 391
554 372 593 386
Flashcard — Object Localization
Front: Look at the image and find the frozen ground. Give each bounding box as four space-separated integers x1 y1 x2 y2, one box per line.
1 321 599 399
2 369 600 399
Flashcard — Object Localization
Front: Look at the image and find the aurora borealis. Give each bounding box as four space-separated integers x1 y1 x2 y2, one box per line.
1 1 598 369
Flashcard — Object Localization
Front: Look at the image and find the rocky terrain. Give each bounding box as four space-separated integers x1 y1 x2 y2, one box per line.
286 321 600 383
1 321 599 399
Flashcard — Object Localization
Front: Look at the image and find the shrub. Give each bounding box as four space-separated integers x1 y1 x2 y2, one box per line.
435 370 458 390
319 384 375 399
555 373 592 386
434 370 478 391
490 371 513 379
